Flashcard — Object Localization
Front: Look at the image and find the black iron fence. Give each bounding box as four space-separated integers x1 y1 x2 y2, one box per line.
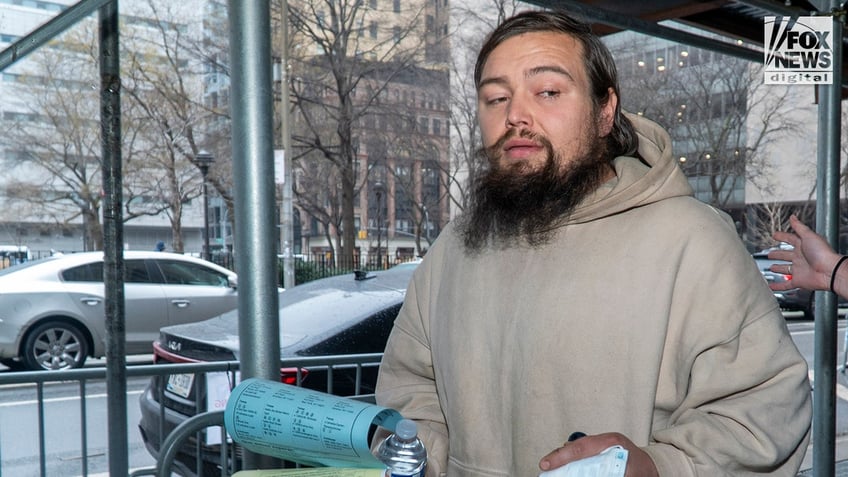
22 250 419 287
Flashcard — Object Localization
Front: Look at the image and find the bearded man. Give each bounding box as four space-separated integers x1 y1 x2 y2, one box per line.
375 10 811 477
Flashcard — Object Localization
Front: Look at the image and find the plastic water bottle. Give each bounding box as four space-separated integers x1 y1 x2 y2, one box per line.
376 418 427 477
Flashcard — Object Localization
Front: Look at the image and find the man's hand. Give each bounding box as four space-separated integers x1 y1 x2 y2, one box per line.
539 432 658 477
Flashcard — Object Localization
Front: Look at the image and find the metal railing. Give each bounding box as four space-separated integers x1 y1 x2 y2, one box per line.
0 353 383 477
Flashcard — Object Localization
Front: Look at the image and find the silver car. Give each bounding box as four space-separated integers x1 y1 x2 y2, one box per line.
0 251 239 371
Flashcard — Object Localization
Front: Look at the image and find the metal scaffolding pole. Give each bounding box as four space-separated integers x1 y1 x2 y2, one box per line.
227 0 282 470
279 0 295 289
99 2 128 476
813 4 844 476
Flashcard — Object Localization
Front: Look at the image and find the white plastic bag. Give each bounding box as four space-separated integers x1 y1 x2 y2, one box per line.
538 445 628 477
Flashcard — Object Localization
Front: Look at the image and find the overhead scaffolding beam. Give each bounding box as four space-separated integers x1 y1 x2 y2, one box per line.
524 0 848 89
522 0 763 62
0 0 112 70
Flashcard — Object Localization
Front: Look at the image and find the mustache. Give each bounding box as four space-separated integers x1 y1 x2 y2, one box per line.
484 129 553 161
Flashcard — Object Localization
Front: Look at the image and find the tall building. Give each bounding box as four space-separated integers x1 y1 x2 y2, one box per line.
2 2 829 259
278 0 452 265
0 0 451 265
0 0 213 255
603 28 810 251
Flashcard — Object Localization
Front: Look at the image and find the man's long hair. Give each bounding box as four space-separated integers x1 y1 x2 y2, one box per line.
474 10 638 158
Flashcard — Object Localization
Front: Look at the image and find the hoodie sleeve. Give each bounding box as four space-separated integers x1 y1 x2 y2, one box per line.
644 314 812 476
376 272 449 477
642 212 812 476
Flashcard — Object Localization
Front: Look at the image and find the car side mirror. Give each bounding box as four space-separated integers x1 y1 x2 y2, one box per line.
228 276 238 289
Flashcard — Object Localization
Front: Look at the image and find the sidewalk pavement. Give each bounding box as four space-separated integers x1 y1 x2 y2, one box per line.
797 460 848 476
798 434 848 476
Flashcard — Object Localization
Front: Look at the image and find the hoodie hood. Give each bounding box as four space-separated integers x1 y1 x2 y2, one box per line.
566 112 694 224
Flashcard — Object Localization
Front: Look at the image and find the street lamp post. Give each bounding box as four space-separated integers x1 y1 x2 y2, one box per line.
197 150 215 262
273 2 295 288
421 203 430 244
374 182 384 269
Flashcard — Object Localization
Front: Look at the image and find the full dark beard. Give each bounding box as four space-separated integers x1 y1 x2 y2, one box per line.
459 129 611 253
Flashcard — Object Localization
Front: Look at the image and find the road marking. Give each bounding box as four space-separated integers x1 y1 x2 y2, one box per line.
0 388 143 408
81 470 156 477
808 370 848 402
788 323 848 335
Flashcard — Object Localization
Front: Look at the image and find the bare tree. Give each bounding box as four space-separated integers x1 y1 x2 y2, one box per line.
292 149 344 258
611 35 802 227
671 61 799 208
4 27 107 251
285 0 429 268
349 62 450 258
2 5 233 253
392 162 438 256
121 0 223 253
379 133 444 256
747 202 791 251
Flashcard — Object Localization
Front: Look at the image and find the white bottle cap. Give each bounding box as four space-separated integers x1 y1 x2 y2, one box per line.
395 419 418 440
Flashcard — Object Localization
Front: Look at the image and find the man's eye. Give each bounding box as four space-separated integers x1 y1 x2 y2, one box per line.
540 90 560 98
486 96 507 105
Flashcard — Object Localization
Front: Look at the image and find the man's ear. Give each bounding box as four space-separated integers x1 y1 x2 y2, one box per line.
598 87 617 137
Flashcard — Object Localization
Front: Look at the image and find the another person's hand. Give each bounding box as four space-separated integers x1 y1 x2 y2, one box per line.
769 214 842 292
539 432 658 477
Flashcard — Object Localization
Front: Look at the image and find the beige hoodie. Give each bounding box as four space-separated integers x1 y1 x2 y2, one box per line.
375 114 812 476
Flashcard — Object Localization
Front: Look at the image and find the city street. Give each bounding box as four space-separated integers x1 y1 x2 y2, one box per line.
784 314 848 473
789 318 848 425
0 356 157 476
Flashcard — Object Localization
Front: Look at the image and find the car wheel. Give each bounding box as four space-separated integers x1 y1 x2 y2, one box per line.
22 321 88 371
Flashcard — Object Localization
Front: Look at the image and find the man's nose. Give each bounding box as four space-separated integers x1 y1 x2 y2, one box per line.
505 94 532 128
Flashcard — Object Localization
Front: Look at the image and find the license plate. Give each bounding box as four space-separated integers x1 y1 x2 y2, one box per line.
166 373 195 398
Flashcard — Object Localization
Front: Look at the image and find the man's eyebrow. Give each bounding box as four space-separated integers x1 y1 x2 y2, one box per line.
477 65 576 91
477 76 508 90
527 65 575 83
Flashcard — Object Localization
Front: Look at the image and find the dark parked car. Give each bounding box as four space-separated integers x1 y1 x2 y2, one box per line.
138 264 417 474
753 252 845 319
